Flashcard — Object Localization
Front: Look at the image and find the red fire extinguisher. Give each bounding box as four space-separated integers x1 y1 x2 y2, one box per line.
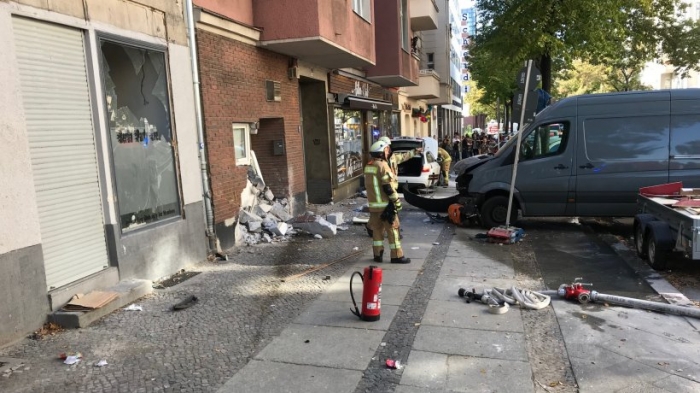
350 265 382 321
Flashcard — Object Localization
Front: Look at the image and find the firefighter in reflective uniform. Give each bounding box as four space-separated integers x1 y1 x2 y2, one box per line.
365 136 422 238
364 140 411 264
437 147 452 187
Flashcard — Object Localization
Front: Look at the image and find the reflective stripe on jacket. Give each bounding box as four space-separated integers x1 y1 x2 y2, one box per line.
364 158 396 212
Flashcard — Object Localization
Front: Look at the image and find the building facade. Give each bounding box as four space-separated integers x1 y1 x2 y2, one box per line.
0 0 206 346
419 0 463 139
461 5 477 126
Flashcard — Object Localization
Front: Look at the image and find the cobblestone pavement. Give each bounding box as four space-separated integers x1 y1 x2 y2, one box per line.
0 198 373 393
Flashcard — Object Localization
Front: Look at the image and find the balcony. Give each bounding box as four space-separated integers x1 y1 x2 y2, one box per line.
426 81 451 105
253 0 375 68
404 69 441 99
410 0 438 31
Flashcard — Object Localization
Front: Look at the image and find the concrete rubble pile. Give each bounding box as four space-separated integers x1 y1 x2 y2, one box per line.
237 170 295 246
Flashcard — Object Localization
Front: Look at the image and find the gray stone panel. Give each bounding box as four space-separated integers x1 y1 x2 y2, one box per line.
294 300 399 330
399 350 448 391
320 279 410 306
446 355 534 393
0 244 49 347
255 324 385 370
421 299 525 332
216 360 361 393
107 201 207 281
413 325 528 361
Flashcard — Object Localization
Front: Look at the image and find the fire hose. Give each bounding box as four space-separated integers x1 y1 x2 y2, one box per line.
458 286 551 313
540 289 700 320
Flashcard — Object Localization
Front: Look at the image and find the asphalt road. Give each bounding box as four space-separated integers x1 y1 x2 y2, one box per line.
519 217 700 303
518 218 658 299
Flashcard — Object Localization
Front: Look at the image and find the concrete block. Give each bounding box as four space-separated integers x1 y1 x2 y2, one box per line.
264 188 275 201
269 222 288 236
262 217 278 229
253 205 268 218
325 212 344 225
270 202 293 222
239 209 263 224
293 214 337 237
259 203 273 213
247 220 262 233
50 279 152 329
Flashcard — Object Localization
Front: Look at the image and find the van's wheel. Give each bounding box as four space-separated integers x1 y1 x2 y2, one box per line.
633 214 657 259
480 195 509 229
645 221 673 270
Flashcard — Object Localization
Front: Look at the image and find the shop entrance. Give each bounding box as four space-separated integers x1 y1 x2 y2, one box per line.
299 77 332 204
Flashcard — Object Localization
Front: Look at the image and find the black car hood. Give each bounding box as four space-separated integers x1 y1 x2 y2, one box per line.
451 154 494 176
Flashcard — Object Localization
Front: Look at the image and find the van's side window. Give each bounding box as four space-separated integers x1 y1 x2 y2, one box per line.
670 115 700 157
520 122 569 160
582 116 668 160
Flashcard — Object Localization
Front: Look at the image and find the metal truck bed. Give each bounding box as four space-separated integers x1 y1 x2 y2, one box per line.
637 190 700 261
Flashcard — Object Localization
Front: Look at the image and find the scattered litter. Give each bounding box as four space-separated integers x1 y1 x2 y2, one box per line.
380 342 386 347
422 218 431 223
352 216 370 224
323 275 331 281
124 304 143 311
314 234 323 239
414 323 421 327
60 352 83 365
63 291 118 311
411 247 420 250
172 295 198 311
304 340 310 344
432 242 440 245
353 247 359 251
492 344 503 353
386 359 403 370
95 360 108 367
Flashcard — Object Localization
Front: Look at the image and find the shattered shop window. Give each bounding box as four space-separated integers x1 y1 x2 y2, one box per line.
100 40 181 232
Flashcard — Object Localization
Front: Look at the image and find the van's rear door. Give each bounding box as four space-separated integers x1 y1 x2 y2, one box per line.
575 91 670 217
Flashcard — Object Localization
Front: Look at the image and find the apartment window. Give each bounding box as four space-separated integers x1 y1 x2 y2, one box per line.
100 39 181 231
427 53 434 69
353 0 371 22
400 0 409 50
232 123 251 166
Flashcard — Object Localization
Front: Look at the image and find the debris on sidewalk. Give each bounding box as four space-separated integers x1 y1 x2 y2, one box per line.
236 175 297 245
59 352 82 365
94 360 108 367
385 359 403 370
172 295 198 311
63 291 118 311
123 304 143 311
352 216 369 224
486 226 525 244
293 212 337 237
30 322 63 340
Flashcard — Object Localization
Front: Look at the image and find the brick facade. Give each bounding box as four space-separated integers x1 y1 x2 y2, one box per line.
196 29 304 225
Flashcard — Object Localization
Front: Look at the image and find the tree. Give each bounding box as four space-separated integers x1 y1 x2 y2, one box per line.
554 59 651 97
464 80 496 125
471 0 700 96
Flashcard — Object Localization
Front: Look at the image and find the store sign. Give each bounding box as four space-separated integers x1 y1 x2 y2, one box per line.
352 81 369 98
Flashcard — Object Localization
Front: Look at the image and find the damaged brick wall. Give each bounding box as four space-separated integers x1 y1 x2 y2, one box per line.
196 29 305 226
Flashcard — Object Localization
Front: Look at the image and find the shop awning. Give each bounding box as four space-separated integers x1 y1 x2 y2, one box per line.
345 96 393 111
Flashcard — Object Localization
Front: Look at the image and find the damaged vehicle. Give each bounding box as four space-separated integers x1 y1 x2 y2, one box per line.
391 136 441 191
409 89 700 228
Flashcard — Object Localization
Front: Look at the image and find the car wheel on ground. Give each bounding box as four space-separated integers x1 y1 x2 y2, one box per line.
480 195 509 228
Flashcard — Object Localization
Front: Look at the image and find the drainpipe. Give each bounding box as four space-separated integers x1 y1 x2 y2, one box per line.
185 0 217 252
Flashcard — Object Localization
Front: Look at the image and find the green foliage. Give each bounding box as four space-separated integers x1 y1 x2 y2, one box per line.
554 59 651 97
470 0 700 104
464 80 496 120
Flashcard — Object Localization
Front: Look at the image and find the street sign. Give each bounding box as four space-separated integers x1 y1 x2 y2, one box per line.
517 66 541 90
513 90 538 124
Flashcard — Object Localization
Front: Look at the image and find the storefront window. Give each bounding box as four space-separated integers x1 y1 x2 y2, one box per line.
334 108 363 184
100 39 180 232
389 112 400 137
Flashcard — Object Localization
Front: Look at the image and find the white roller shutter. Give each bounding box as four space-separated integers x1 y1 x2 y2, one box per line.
13 17 109 290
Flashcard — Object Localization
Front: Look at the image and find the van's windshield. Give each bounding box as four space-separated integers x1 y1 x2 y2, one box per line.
494 132 522 157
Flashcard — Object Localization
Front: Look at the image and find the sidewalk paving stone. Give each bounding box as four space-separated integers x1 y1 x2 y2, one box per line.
413 325 528 361
445 355 534 393
254 324 384 370
399 350 448 391
293 300 399 330
439 256 514 279
216 360 361 393
421 299 524 332
319 279 410 306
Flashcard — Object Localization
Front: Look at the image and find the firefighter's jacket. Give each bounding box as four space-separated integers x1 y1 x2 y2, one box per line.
437 147 452 162
388 150 417 189
364 158 399 213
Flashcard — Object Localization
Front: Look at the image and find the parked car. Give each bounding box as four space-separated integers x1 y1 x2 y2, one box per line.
391 136 441 191
455 89 700 228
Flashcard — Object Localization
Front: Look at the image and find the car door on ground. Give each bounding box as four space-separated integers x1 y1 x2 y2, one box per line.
514 119 575 216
